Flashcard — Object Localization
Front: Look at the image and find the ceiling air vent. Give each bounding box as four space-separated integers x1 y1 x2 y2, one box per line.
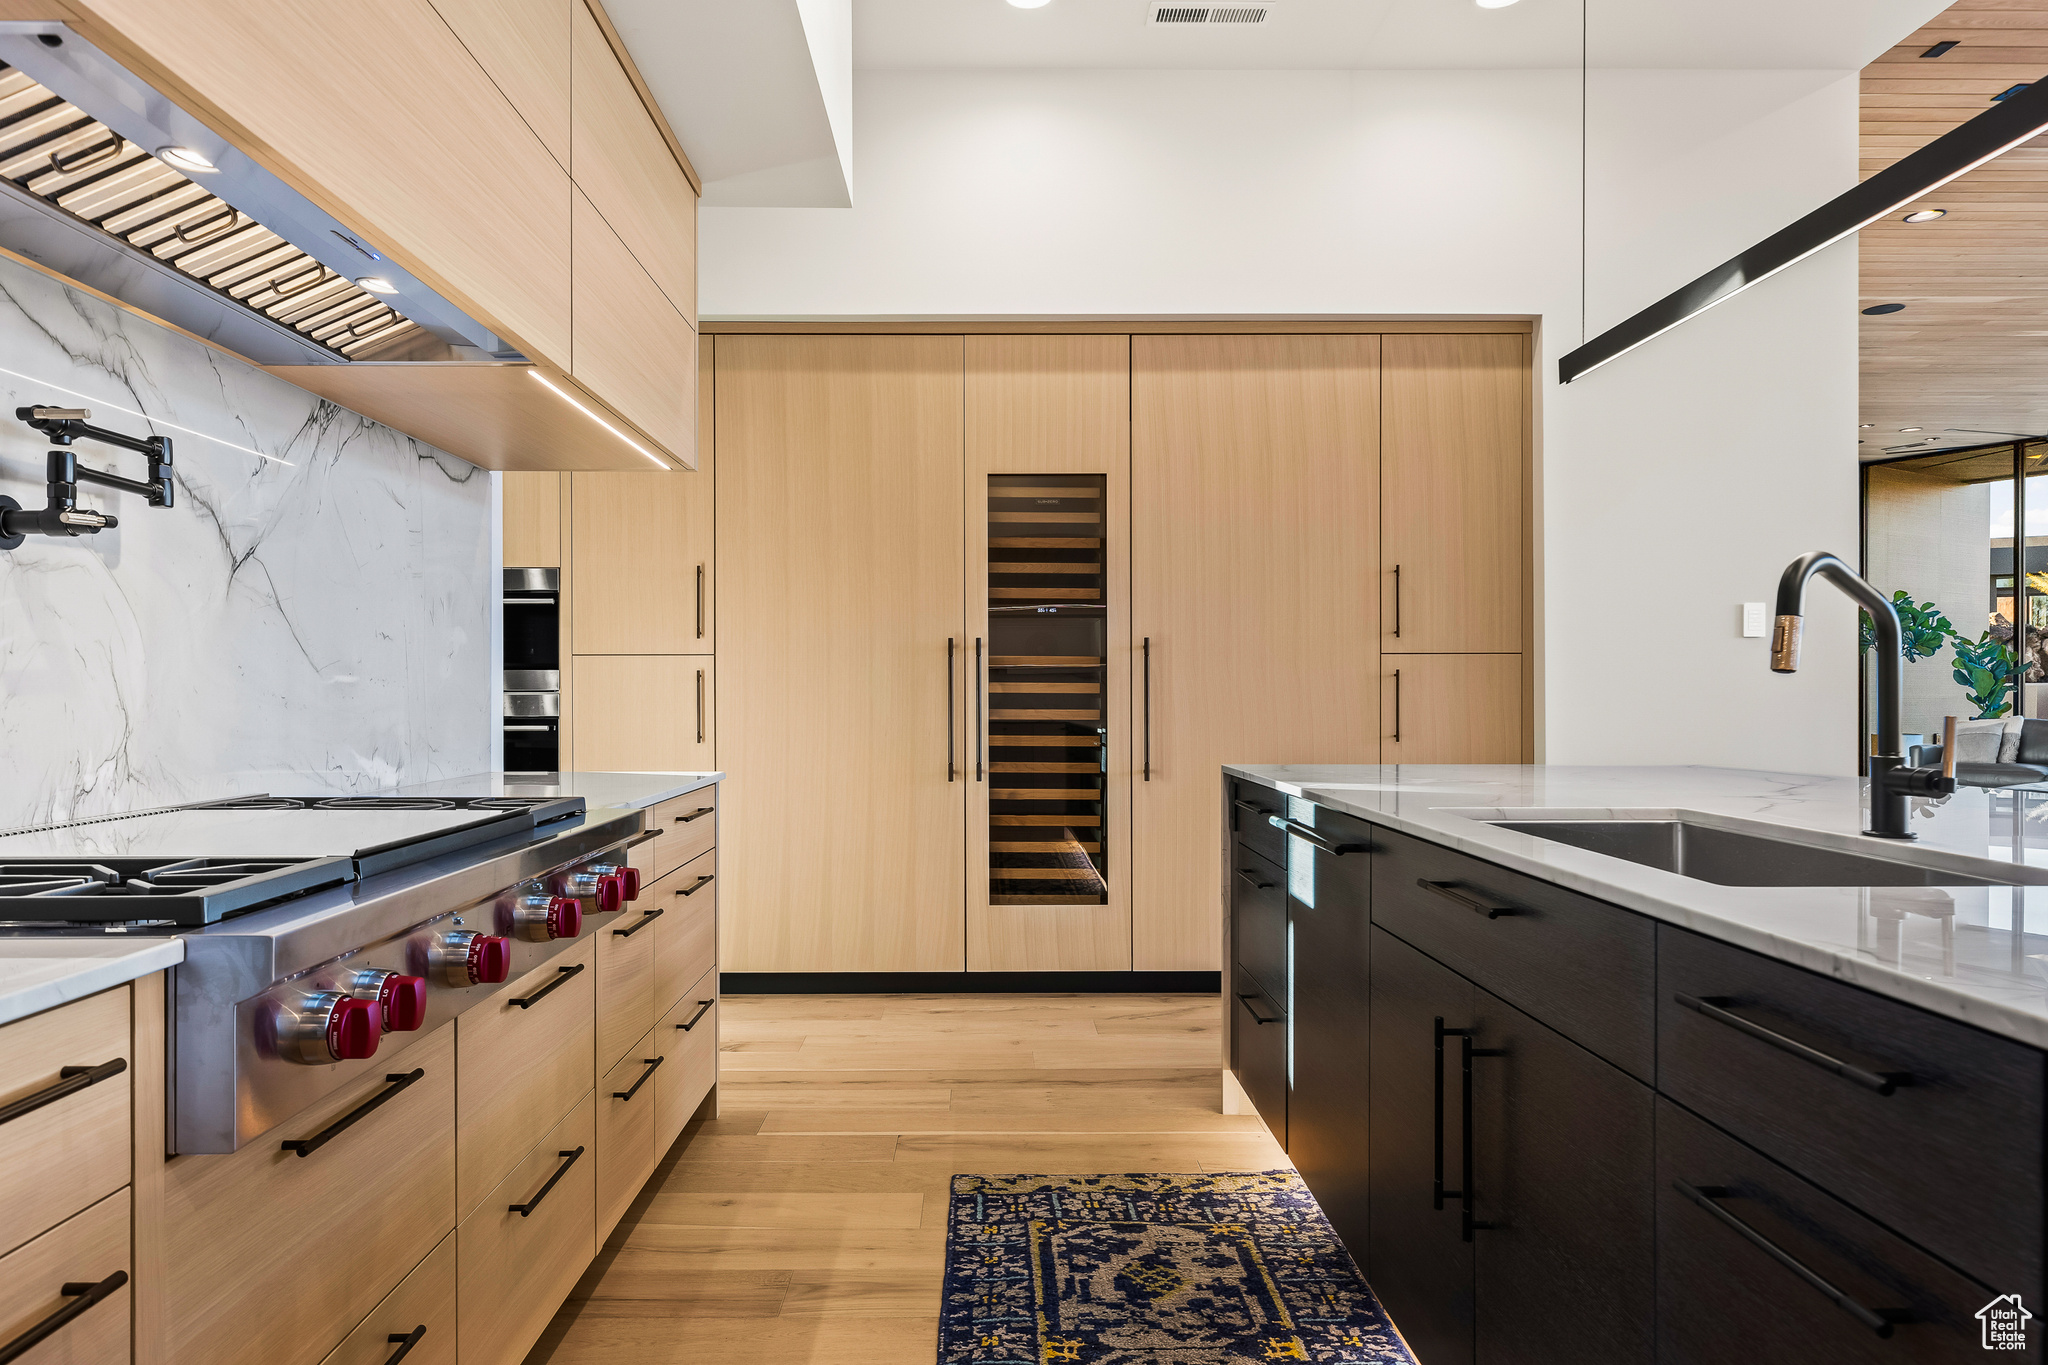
1147 3 1274 26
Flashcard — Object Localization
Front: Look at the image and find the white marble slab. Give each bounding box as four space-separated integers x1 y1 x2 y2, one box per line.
397 770 723 810
1225 763 2048 1048
0 937 184 1027
0 250 492 831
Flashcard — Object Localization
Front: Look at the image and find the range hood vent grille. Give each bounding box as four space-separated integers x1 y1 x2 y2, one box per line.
1147 4 1273 24
0 63 423 360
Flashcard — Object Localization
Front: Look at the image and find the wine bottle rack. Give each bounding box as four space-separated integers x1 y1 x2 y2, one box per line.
985 474 1108 905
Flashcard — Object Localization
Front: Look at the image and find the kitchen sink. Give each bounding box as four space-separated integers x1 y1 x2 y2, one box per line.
1485 818 2047 887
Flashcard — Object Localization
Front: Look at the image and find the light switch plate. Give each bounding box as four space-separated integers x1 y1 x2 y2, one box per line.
1741 602 1767 638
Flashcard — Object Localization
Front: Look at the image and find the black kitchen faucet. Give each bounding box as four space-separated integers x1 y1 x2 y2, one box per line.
0 403 173 549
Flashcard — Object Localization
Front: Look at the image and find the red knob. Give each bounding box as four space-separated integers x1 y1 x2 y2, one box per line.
548 896 583 939
595 874 623 914
470 935 511 984
328 998 381 1060
378 974 428 1031
618 867 642 901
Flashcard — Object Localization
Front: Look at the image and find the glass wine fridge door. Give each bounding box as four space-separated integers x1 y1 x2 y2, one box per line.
982 474 1110 905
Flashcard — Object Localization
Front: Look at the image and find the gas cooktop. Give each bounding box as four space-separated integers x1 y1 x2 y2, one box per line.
0 793 587 926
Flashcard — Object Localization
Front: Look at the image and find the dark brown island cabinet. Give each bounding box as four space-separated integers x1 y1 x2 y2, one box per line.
1224 778 2046 1364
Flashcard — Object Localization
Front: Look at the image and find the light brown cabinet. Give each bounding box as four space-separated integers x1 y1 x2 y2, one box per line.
568 188 697 465
570 464 714 654
717 335 969 973
502 472 563 568
317 1232 456 1365
1383 654 1526 764
0 1189 130 1365
595 1035 661 1239
1131 334 1384 972
430 0 571 169
0 987 130 1259
572 656 716 772
456 1091 593 1365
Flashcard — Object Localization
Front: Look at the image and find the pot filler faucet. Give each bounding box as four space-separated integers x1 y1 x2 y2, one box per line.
1772 551 1956 839
0 405 172 550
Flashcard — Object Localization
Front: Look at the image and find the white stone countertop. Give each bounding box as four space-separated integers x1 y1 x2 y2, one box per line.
397 770 722 810
0 938 184 1028
1225 763 2048 1049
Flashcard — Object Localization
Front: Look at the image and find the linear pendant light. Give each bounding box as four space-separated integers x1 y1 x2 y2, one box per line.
1558 78 2048 384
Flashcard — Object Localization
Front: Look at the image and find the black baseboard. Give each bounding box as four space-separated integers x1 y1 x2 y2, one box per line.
719 970 1222 995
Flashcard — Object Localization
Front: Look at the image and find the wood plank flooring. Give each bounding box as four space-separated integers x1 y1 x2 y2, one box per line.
525 992 1285 1364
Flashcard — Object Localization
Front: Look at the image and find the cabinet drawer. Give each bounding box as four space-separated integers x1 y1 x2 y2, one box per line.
597 895 657 1074
458 1091 594 1365
1231 967 1287 1149
163 1025 454 1365
656 971 718 1154
1229 781 1288 867
0 1190 128 1365
318 1231 455 1365
1371 825 1654 1080
652 849 717 1018
1656 1096 2012 1363
456 936 594 1221
645 788 717 882
1229 848 1287 1006
597 1029 662 1241
0 987 130 1257
1659 926 2044 1296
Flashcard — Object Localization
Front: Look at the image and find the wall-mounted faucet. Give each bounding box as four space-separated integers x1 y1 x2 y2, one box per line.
0 404 172 549
1772 551 1955 838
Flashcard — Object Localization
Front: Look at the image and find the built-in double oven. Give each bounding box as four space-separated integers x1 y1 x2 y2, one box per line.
504 568 560 772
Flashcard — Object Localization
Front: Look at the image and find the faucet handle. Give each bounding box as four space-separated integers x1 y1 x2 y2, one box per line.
1940 716 1957 783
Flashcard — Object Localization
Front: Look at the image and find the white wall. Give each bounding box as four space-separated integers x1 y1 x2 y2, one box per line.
700 64 1862 774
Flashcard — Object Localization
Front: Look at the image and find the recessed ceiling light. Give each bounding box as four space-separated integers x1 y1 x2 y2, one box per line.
1007 0 1051 7
1475 0 1520 7
1903 209 1947 223
1860 423 1875 428
1900 426 1923 432
355 276 398 295
1863 303 1906 315
157 146 215 173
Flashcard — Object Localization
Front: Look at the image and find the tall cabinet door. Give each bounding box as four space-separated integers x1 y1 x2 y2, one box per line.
966 335 1133 972
1383 654 1525 763
717 336 968 972
568 463 714 653
1382 334 1526 655
1130 335 1380 971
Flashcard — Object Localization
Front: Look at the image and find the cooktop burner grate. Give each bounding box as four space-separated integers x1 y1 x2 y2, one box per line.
0 855 352 924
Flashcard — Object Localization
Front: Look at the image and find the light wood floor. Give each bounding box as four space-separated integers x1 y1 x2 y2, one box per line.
527 992 1289 1364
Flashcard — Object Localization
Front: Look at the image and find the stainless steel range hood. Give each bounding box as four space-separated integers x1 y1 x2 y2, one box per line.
0 22 516 367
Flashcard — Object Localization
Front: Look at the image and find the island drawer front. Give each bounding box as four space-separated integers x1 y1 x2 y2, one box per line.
0 1188 129 1365
455 936 595 1222
1658 926 2044 1297
1230 781 1288 867
1230 847 1287 1007
646 788 718 882
318 1231 455 1365
596 895 657 1076
1369 825 1655 1080
1231 967 1287 1149
652 849 717 1020
458 1090 595 1365
164 1024 455 1365
596 1029 662 1241
0 986 130 1259
1656 1096 2006 1363
656 972 718 1154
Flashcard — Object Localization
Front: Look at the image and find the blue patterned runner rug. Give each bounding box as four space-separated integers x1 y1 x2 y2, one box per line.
937 1171 1417 1364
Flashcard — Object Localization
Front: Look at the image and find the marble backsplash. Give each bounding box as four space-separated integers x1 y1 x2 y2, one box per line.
0 251 492 829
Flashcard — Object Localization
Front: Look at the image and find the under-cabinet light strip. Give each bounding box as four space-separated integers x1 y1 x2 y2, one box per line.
527 370 671 470
1558 77 2048 385
0 362 290 464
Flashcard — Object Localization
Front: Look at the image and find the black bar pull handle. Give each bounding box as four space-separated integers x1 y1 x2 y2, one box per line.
1267 815 1370 857
947 637 957 781
511 962 584 1009
0 1057 125 1128
613 1055 664 1101
674 806 714 824
1234 868 1274 891
676 998 716 1031
1231 798 1273 822
676 873 715 898
1392 563 1402 638
510 1146 585 1216
1673 1181 1906 1336
974 637 985 782
385 1325 428 1364
1674 994 1911 1095
1142 637 1152 781
696 563 705 640
696 669 706 745
0 1270 127 1364
1392 668 1402 744
281 1069 424 1157
1236 992 1280 1025
1417 878 1519 920
613 907 665 938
